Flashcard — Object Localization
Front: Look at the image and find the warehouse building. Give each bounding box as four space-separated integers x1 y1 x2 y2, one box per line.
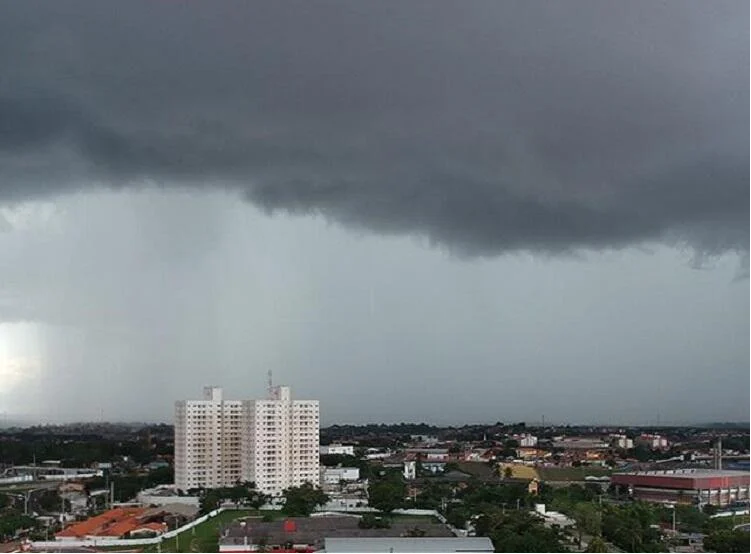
611 469 749 507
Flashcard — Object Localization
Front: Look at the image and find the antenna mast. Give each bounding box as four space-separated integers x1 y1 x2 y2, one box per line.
267 370 273 396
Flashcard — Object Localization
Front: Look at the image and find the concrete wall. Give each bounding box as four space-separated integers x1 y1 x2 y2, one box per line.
0 475 33 484
137 493 200 507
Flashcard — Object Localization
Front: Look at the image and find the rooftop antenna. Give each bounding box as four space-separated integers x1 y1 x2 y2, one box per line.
267 370 273 397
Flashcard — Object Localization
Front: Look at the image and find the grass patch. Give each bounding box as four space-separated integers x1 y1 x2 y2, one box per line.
143 509 258 553
456 462 497 482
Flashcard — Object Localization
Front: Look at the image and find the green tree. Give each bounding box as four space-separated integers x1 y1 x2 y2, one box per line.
479 509 566 552
368 479 406 513
281 483 328 516
702 504 718 516
572 502 601 544
704 529 750 553
36 490 70 513
359 513 391 529
445 505 470 529
319 454 360 467
198 489 222 515
585 536 609 553
600 503 666 552
0 510 37 541
247 489 270 511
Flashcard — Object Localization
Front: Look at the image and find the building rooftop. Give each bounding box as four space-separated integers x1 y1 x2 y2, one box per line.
55 507 166 539
221 515 453 550
552 439 609 450
323 537 495 552
614 469 749 478
143 503 199 519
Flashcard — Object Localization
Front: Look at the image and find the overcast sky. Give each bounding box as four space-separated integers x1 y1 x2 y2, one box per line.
0 1 748 425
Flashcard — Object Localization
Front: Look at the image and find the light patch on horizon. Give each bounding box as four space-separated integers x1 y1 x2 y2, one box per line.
0 355 41 388
0 322 43 415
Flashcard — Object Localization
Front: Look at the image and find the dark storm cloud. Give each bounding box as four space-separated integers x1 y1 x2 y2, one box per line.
0 0 747 254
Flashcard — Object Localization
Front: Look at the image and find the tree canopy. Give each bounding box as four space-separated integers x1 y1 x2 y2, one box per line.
281 483 329 517
704 529 750 553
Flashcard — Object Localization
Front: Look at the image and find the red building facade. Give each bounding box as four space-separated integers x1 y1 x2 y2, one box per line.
611 470 749 507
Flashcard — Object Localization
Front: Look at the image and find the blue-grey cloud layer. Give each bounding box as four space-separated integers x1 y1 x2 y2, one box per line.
0 1 747 255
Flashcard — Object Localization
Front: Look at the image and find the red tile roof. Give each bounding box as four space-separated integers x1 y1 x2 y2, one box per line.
56 507 152 538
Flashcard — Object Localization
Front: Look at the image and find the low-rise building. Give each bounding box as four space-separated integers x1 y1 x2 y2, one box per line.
403 461 416 480
137 485 200 507
515 447 547 460
463 449 495 463
405 448 449 462
610 434 634 449
58 482 88 513
320 444 355 456
55 507 168 540
321 467 360 485
611 469 749 507
637 434 669 450
552 438 609 451
409 435 440 446
532 504 574 528
364 449 392 460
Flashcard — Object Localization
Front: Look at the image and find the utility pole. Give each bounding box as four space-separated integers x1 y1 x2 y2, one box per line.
671 506 676 533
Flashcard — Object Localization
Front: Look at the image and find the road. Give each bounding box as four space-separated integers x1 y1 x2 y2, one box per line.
0 541 21 553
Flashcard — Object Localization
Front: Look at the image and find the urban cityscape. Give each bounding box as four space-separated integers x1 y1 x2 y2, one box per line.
0 1 748 553
0 381 748 553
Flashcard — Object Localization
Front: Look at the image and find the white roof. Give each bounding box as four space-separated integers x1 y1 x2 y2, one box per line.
323 537 494 553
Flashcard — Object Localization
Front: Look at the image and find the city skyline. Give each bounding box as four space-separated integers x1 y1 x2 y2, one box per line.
0 2 748 426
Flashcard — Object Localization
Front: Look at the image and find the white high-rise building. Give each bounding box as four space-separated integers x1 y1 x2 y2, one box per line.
174 385 319 496
248 385 320 496
174 386 247 491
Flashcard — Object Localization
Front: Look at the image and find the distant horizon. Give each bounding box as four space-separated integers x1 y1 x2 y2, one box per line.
1 414 748 430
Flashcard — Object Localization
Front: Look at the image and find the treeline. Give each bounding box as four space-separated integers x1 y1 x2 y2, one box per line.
85 466 174 501
0 437 172 467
